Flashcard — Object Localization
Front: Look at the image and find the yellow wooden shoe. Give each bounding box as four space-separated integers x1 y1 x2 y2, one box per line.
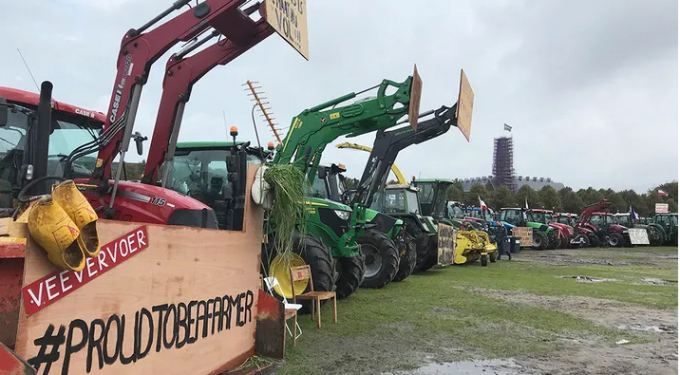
28 196 85 272
52 180 100 258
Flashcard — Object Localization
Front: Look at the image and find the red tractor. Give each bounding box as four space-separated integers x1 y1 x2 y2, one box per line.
553 212 598 247
576 200 631 247
2 0 280 228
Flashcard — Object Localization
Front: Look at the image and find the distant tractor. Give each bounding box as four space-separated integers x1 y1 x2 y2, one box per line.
612 213 663 246
529 209 573 248
497 208 557 250
650 213 679 246
554 212 598 247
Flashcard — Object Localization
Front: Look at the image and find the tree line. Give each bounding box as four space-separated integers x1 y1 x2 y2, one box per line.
445 180 678 217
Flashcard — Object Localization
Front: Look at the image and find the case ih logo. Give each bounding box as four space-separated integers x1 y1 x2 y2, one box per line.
74 108 96 118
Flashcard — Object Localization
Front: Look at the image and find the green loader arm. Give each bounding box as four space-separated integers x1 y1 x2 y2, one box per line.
273 77 414 184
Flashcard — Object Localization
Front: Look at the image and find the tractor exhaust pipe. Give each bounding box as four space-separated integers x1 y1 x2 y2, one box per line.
33 81 53 195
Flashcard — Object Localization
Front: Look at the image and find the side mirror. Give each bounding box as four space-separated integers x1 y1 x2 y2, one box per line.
132 132 148 156
318 167 327 180
0 97 8 127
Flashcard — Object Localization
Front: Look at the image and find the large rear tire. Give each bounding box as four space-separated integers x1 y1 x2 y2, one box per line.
261 232 335 314
358 229 400 289
335 253 365 299
392 233 417 282
531 229 549 250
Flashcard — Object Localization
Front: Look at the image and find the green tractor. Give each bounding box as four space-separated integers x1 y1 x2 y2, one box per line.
370 184 440 271
650 213 678 246
168 74 422 302
497 207 558 250
310 163 410 285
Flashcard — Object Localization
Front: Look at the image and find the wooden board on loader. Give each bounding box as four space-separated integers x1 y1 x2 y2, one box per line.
436 223 456 266
512 227 533 247
455 69 474 142
14 165 268 375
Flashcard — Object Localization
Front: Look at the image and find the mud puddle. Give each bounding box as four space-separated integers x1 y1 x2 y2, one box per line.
638 277 677 286
392 359 523 375
558 275 618 282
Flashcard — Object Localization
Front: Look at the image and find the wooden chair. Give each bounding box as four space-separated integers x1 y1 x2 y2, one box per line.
290 265 337 335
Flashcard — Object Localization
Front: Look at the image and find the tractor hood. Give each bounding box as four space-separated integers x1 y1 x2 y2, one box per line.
304 197 352 212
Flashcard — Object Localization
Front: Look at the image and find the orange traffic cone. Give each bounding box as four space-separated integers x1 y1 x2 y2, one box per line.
52 180 100 258
27 196 85 272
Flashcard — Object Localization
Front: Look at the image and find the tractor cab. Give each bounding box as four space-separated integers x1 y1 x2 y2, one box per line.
167 140 271 230
410 178 453 221
554 213 577 226
652 213 678 245
0 87 105 210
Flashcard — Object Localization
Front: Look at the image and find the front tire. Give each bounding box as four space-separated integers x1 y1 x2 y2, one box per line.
358 229 400 289
648 227 664 246
588 233 600 247
414 232 434 272
608 232 624 248
532 230 549 250
393 234 417 282
546 230 559 249
335 253 365 299
481 254 488 266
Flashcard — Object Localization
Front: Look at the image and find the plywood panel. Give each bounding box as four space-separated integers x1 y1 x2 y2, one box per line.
14 164 265 375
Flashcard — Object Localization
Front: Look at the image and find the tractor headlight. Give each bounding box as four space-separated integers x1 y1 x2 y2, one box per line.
334 210 351 221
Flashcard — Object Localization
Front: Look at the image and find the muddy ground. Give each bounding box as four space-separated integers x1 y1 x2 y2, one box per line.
277 247 678 375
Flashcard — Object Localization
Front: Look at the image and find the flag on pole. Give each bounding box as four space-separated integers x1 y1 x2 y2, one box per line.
629 205 640 222
479 196 488 211
658 189 668 197
504 123 512 132
525 197 529 209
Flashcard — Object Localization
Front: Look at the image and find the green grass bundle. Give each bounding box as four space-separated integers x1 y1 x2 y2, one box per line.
263 164 310 261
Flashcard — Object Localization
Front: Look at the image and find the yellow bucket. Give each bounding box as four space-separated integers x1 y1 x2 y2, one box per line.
267 253 310 299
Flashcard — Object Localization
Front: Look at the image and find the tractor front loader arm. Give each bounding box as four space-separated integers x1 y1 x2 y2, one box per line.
577 199 611 228
141 3 274 185
86 0 266 202
272 76 414 184
351 103 458 207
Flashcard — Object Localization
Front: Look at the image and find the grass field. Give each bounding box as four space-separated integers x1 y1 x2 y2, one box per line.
276 246 678 375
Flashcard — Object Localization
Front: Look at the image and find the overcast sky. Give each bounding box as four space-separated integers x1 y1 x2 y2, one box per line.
1 0 677 193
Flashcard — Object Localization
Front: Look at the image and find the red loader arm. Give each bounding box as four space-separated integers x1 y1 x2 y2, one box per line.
141 2 274 184
577 199 610 228
90 0 264 183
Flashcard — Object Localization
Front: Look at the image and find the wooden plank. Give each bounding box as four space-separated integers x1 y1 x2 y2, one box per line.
14 165 265 375
455 69 474 142
436 223 455 266
408 64 423 132
265 0 309 60
512 227 533 247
